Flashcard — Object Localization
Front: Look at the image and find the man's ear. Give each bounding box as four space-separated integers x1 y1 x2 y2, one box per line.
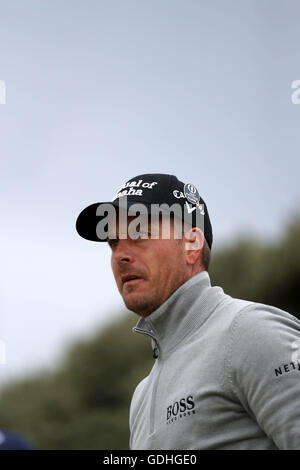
184 227 205 266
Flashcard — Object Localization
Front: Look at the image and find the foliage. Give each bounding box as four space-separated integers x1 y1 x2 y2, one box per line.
0 218 299 448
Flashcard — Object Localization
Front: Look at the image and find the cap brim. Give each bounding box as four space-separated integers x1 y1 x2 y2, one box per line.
75 200 181 242
76 201 118 242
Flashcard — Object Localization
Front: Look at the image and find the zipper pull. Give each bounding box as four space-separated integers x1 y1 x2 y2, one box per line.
152 346 159 359
151 337 159 359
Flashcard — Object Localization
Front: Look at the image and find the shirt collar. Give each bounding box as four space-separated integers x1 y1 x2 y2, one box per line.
132 271 222 358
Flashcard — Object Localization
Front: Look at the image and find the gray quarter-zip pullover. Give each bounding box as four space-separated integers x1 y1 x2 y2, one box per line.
129 271 300 449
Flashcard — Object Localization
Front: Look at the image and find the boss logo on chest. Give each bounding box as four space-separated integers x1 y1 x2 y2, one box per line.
166 395 196 424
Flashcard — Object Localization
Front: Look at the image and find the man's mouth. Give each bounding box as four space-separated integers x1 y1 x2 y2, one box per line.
121 274 143 286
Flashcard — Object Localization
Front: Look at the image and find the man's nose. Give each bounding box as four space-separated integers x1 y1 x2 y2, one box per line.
114 240 135 264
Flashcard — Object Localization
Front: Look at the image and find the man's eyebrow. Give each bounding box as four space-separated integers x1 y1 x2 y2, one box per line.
107 234 119 240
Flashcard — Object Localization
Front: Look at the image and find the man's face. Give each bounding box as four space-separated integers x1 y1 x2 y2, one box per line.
108 215 189 317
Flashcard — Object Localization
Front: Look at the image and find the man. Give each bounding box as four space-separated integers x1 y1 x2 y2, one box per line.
76 173 300 450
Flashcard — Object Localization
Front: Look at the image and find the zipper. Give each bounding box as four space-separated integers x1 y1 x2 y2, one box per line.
132 327 161 358
133 326 162 434
132 326 156 341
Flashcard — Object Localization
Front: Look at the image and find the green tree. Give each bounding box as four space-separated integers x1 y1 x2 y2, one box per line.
0 217 299 448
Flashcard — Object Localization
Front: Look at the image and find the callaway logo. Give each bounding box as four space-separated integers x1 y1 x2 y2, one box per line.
173 188 205 215
113 179 158 200
185 202 205 215
184 183 200 205
173 190 185 199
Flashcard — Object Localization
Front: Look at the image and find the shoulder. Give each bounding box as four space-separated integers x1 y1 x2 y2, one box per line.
227 301 300 374
229 301 300 341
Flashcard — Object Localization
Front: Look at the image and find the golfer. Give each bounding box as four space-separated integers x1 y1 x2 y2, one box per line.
76 173 300 450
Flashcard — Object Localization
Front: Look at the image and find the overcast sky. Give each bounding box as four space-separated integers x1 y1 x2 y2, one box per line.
1 0 300 387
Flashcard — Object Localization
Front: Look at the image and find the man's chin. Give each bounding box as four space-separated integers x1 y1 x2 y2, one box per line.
123 294 146 313
122 292 153 317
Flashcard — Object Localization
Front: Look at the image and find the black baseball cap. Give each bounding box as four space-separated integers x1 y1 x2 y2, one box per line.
76 173 213 249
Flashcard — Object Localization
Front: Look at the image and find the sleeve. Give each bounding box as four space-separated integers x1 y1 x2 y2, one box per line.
228 305 300 450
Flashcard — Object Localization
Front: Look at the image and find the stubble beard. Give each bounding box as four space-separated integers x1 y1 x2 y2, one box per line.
123 295 159 317
122 287 160 318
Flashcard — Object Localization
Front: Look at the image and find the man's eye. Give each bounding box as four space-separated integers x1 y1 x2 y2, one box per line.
108 239 119 248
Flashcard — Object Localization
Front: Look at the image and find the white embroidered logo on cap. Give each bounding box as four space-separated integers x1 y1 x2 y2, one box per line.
184 183 200 205
113 179 158 200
